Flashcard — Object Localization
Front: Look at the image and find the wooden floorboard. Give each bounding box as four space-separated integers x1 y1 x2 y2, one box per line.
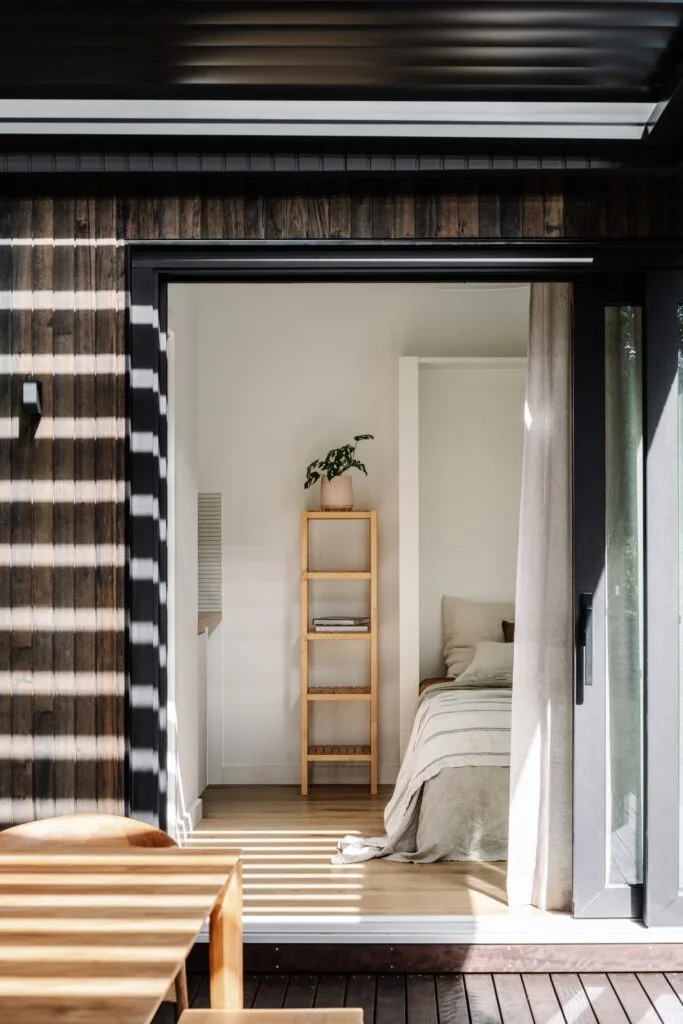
194 784 510 917
167 973 683 1024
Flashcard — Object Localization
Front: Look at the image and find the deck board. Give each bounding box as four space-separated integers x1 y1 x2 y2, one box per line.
406 975 438 1024
170 972 683 1024
608 974 661 1024
283 975 318 1009
637 974 683 1024
345 975 377 1024
522 974 565 1024
551 974 598 1024
580 974 630 1024
252 974 288 1009
436 975 470 1024
375 974 406 1024
314 975 349 1009
493 974 533 1024
465 974 502 1024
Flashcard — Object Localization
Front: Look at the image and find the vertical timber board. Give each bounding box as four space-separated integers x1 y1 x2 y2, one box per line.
287 195 308 239
436 194 459 238
457 184 480 238
329 194 351 239
394 194 415 239
31 198 55 818
10 198 34 821
308 194 330 239
52 196 77 815
95 196 124 810
73 197 98 810
522 180 544 238
0 199 11 824
543 178 565 237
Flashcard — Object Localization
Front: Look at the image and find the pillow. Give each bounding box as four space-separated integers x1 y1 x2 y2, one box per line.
502 620 515 643
454 640 514 689
442 596 515 678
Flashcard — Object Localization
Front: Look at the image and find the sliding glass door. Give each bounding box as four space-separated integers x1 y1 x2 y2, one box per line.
643 271 683 926
573 278 645 918
574 270 683 925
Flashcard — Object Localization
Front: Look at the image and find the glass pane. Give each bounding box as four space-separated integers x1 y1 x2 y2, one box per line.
605 306 644 886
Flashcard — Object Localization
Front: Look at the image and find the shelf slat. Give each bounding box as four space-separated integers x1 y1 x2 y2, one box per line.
304 510 373 520
308 744 372 762
307 687 371 701
306 631 371 641
304 570 372 580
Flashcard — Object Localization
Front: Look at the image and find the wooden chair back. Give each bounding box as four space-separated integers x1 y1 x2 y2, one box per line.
0 813 177 849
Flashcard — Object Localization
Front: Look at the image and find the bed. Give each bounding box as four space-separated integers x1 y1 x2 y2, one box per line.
333 596 514 865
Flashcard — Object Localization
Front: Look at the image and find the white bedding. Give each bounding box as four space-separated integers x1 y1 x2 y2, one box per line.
333 683 511 864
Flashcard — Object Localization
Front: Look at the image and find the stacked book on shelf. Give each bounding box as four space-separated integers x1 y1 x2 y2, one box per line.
311 615 370 632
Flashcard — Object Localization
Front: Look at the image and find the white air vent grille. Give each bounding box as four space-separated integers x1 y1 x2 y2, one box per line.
198 492 222 614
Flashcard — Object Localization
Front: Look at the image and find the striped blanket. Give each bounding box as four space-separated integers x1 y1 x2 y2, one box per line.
333 684 511 864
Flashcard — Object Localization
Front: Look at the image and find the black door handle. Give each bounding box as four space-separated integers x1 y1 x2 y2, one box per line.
576 592 593 706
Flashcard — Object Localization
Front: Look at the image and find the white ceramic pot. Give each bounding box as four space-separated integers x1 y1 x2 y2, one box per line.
320 474 354 510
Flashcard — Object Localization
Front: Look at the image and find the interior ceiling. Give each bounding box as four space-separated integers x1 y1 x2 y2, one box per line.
2 1 683 102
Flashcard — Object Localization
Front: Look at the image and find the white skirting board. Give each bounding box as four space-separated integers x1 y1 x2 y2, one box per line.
195 912 683 945
176 797 204 845
220 764 399 786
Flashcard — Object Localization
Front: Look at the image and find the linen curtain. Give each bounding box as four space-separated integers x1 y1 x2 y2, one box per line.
507 282 573 912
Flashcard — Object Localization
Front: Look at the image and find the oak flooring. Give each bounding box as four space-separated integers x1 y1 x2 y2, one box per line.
155 973 683 1024
190 785 512 918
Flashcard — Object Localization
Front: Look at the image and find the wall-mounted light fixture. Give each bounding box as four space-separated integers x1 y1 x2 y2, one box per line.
21 379 43 419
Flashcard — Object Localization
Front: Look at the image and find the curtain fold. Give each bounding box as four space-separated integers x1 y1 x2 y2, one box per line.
507 282 573 912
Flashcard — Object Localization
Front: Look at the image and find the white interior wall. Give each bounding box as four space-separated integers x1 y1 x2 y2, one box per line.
169 281 529 786
419 363 527 679
167 295 206 835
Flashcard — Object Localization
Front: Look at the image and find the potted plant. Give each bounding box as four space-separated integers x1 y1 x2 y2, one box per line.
304 434 374 510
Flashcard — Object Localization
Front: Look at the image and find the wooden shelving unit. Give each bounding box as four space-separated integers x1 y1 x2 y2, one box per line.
300 509 378 795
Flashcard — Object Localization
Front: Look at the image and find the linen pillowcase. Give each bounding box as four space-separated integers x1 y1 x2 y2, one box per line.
442 595 515 678
454 640 514 689
502 620 515 643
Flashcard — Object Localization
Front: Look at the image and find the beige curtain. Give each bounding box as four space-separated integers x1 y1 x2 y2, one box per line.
507 282 573 912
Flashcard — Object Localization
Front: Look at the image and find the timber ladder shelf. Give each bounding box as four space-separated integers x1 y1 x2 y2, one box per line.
300 509 378 795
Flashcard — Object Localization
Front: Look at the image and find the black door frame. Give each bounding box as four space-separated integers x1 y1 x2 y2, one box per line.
126 239 683 904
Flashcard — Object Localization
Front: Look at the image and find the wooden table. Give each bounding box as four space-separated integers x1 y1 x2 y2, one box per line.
0 844 242 1024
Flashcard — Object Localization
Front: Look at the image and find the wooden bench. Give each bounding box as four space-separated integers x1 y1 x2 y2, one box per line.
179 1011 363 1023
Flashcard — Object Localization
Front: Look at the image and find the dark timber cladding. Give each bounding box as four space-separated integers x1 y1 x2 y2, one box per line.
1 174 683 825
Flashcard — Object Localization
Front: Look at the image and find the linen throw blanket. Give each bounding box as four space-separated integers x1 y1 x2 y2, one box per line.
333 685 512 864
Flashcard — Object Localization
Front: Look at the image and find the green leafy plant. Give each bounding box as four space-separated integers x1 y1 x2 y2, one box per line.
304 434 374 490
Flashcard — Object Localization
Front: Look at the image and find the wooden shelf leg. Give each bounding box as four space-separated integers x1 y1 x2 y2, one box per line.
370 511 378 795
300 511 309 796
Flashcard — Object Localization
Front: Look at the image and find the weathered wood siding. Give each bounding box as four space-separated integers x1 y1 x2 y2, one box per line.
0 174 680 824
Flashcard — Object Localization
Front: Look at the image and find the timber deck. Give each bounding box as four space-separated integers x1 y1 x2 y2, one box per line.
156 971 683 1023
